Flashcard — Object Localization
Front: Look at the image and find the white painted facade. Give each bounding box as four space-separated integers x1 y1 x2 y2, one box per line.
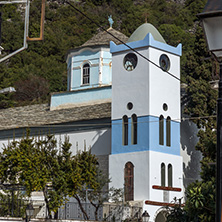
109 151 183 201
0 128 111 156
111 37 181 121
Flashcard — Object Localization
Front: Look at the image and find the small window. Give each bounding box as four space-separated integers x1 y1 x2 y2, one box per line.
168 164 173 187
123 53 138 71
159 115 164 145
127 102 133 110
161 163 165 187
122 115 128 146
131 114 137 145
166 116 171 147
159 54 170 72
124 162 134 201
163 103 168 111
83 63 90 85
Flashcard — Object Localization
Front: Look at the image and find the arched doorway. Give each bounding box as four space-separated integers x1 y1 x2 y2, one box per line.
155 210 167 222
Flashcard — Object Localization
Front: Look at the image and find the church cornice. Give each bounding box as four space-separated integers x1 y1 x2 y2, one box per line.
110 33 182 56
66 46 110 63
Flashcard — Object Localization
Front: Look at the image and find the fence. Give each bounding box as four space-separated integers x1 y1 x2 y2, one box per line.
0 184 27 218
0 188 142 221
0 197 27 218
58 202 142 222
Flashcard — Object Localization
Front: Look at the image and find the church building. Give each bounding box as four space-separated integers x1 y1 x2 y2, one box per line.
0 20 200 222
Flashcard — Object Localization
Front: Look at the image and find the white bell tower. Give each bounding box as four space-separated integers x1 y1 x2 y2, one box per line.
109 23 183 221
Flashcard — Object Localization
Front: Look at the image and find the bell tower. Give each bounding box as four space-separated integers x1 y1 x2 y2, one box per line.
109 23 183 220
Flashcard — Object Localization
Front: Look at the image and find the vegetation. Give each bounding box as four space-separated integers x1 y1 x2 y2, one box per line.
182 25 217 222
0 132 109 219
0 0 205 106
166 1 217 221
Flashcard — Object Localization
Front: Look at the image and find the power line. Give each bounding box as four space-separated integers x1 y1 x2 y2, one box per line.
64 0 185 84
1 114 216 129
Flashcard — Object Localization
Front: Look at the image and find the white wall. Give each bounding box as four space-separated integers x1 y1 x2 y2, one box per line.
149 151 183 202
149 48 180 122
111 48 149 120
109 151 150 200
109 150 183 222
0 128 111 156
111 46 180 122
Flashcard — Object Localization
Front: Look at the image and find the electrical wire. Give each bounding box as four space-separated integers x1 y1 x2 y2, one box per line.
64 0 185 84
1 114 216 129
0 2 216 129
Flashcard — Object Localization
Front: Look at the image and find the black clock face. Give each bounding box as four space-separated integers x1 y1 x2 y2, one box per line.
123 53 138 71
159 54 170 72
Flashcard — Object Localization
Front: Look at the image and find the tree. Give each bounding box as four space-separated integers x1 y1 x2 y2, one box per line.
165 1 217 220
0 133 106 219
0 132 80 218
75 166 110 221
71 150 101 220
49 136 82 218
185 181 215 221
70 150 126 221
166 198 188 222
0 133 56 218
181 21 217 222
14 75 50 104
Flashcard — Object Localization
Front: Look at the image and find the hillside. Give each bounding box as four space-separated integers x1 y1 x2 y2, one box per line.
0 0 208 108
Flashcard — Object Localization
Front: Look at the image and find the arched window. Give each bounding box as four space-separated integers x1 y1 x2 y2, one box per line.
168 164 173 187
122 115 128 146
83 63 90 85
131 114 137 145
124 162 134 201
166 116 171 147
159 115 164 145
161 163 165 187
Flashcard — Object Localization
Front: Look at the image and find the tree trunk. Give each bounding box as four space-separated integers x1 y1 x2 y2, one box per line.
43 186 52 219
90 200 100 221
74 194 89 220
54 210 58 219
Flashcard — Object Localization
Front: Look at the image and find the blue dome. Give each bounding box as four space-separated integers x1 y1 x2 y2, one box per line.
127 23 166 44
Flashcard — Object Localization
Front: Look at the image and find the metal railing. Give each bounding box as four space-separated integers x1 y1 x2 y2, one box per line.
0 198 27 217
58 202 142 221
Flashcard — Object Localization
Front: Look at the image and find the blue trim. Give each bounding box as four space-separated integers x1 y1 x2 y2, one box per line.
111 115 180 156
50 86 111 109
110 33 182 56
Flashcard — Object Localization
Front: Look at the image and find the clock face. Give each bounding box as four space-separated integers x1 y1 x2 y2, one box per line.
123 53 138 71
159 54 170 72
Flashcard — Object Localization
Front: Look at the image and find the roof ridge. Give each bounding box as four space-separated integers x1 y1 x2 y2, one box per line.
81 27 128 47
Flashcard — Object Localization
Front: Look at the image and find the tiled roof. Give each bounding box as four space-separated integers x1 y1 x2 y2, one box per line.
81 28 128 47
0 102 111 130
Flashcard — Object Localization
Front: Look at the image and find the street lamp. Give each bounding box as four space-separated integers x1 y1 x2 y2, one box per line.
142 210 150 222
198 1 222 222
25 203 34 222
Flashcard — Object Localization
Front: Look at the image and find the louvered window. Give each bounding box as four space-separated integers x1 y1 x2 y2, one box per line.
83 63 90 85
